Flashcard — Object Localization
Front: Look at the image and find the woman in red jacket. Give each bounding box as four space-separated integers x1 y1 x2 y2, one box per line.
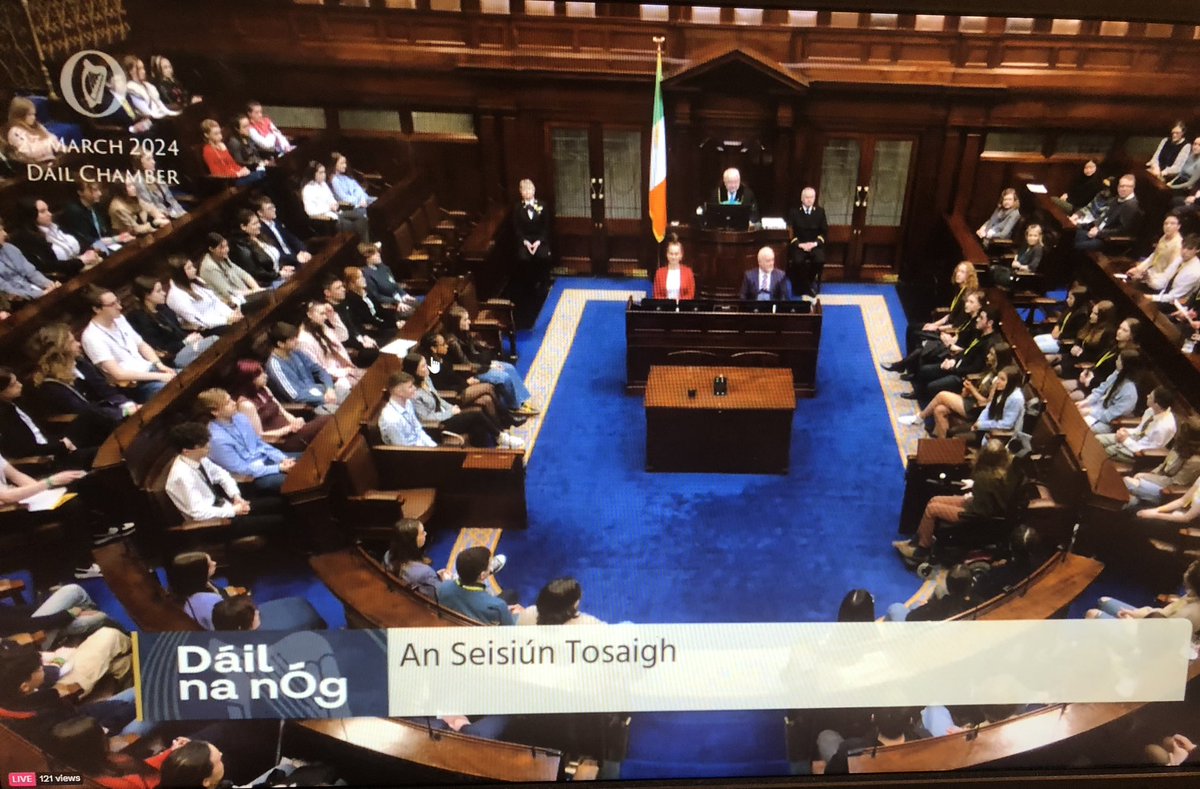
652 235 696 300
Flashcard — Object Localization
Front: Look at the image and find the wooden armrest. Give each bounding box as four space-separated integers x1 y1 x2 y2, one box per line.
419 419 443 431
230 473 254 484
225 586 249 597
444 209 468 219
356 491 404 503
44 414 78 425
989 238 1015 248
8 455 56 468
483 298 515 309
281 403 315 417
1155 593 1180 605
1076 361 1094 370
1134 448 1170 461
931 307 950 317
986 430 1014 440
452 364 475 373
441 391 459 403
0 578 26 602
360 172 385 182
1162 486 1187 497
8 631 44 647
440 431 466 447
167 517 234 533
1112 416 1141 429
1180 528 1200 540
473 319 503 330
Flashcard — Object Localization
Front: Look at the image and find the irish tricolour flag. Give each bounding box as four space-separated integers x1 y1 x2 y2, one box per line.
649 48 667 243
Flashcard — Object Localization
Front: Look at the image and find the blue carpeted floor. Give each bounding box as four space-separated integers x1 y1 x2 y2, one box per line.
62 276 1141 781
422 278 925 779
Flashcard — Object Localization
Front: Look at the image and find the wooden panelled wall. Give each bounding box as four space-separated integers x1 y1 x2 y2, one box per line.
124 0 1200 280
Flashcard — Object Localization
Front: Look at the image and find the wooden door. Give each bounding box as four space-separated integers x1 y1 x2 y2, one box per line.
549 124 643 276
816 134 916 281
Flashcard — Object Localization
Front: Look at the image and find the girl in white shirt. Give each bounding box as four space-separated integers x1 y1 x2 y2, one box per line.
122 56 180 119
165 256 239 332
300 161 370 242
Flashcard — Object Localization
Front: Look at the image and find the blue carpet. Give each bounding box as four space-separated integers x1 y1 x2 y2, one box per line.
422 278 923 779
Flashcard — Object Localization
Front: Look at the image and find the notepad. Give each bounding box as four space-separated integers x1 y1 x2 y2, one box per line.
380 338 418 357
20 487 75 512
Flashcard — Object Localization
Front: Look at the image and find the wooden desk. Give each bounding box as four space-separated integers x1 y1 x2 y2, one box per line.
672 223 789 292
288 718 562 784
644 366 795 474
951 552 1105 621
625 299 822 397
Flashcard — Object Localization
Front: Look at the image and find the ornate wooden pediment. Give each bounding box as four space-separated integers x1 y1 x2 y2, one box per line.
663 45 809 96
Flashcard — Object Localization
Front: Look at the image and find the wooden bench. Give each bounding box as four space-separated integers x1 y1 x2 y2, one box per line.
949 552 1104 621
310 544 478 628
92 540 200 632
284 716 563 784
848 657 1200 773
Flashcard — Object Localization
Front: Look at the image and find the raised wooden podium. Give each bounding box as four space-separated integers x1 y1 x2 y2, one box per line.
672 223 789 292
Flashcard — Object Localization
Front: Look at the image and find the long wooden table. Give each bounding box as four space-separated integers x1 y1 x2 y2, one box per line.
645 366 796 474
626 298 822 396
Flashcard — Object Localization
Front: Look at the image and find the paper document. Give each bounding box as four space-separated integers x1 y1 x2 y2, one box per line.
380 338 418 357
1026 183 1048 194
20 487 73 512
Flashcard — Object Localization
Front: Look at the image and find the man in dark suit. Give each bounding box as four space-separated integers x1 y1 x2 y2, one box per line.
59 179 132 255
906 304 999 402
738 246 792 301
707 168 760 226
786 186 829 298
254 197 312 270
1075 173 1140 251
511 178 553 326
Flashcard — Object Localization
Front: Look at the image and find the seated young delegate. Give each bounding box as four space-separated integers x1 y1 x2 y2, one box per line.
341 265 400 341
197 388 297 495
1056 300 1116 381
264 321 344 410
165 256 241 333
0 366 105 465
60 178 135 257
254 196 312 271
1078 349 1143 434
378 371 437 448
0 629 137 737
296 300 365 389
884 289 984 377
969 367 1026 438
107 180 168 237
1085 560 1200 639
517 577 603 626
1011 223 1044 274
443 305 538 416
246 101 293 156
200 119 264 188
419 332 511 425
0 583 110 642
384 517 446 599
1147 234 1200 305
328 151 376 209
166 551 324 631
819 707 930 774
80 286 176 402
1127 214 1183 292
0 218 57 301
45 716 190 788
163 422 283 536
10 197 101 280
132 150 187 219
198 232 262 308
902 261 979 355
1066 317 1138 400
162 739 339 789
5 96 60 165
1126 415 1200 508
321 274 380 366
1136 477 1200 539
1032 285 1090 356
229 208 291 287
886 563 979 622
229 359 330 453
1097 386 1177 463
359 242 417 318
897 343 1011 436
906 303 999 402
435 546 519 625
23 324 133 434
0 452 99 579
301 160 369 242
126 276 220 369
894 439 1023 564
401 352 524 449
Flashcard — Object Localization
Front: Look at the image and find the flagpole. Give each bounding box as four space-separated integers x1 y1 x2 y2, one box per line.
649 36 668 245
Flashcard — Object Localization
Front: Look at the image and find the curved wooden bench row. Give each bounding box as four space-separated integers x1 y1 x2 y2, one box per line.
848 658 1200 774
92 540 200 632
949 551 1104 621
309 544 480 629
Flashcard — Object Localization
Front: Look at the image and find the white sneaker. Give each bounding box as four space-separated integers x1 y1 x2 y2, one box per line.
489 554 507 574
897 414 922 426
74 563 102 580
498 431 526 450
